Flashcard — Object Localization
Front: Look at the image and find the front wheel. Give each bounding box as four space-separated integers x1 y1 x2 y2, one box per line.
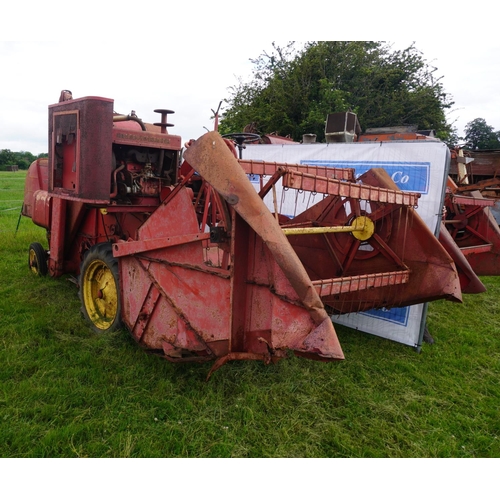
79 243 122 333
28 242 48 276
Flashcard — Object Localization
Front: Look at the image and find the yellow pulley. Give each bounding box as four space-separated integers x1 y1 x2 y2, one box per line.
282 216 375 241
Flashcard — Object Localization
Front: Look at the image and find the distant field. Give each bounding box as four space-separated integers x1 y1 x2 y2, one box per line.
0 170 499 458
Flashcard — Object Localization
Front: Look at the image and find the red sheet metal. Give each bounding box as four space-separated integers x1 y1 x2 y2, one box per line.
183 132 334 328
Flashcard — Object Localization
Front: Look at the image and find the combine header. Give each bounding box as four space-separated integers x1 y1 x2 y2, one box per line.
23 96 462 376
443 177 500 277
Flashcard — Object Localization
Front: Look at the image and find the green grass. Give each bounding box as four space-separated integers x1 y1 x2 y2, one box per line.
1 170 499 457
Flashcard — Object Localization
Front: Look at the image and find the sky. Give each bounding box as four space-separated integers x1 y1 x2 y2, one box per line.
1 4 499 155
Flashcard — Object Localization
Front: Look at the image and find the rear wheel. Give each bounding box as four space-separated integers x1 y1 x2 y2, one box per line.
28 242 48 276
79 243 122 333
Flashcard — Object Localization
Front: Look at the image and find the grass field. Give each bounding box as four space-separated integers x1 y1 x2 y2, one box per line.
1 170 499 458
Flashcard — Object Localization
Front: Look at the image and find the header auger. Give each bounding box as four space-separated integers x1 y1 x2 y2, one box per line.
23 95 462 377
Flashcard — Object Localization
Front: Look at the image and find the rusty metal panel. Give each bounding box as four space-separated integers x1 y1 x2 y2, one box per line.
184 133 330 325
31 190 52 229
448 193 495 207
239 159 356 181
282 170 421 206
112 127 182 150
47 197 67 277
313 270 410 297
22 158 48 218
48 96 114 202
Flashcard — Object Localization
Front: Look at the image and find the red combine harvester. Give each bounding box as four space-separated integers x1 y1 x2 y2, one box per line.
22 97 463 376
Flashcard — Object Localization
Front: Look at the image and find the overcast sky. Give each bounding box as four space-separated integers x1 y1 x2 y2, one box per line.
2 4 499 155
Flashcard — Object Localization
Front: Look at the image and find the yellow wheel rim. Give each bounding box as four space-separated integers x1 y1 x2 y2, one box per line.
82 259 118 330
29 248 40 275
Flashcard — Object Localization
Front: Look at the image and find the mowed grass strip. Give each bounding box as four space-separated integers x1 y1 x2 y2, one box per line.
0 171 499 457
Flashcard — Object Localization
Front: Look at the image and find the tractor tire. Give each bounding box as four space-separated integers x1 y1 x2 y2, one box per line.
28 242 48 277
79 242 122 334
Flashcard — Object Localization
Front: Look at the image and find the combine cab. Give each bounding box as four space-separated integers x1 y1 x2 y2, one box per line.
23 97 463 375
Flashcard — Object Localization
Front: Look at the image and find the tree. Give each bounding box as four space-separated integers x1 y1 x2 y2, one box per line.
0 149 38 170
0 149 15 169
220 42 455 142
463 118 500 150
